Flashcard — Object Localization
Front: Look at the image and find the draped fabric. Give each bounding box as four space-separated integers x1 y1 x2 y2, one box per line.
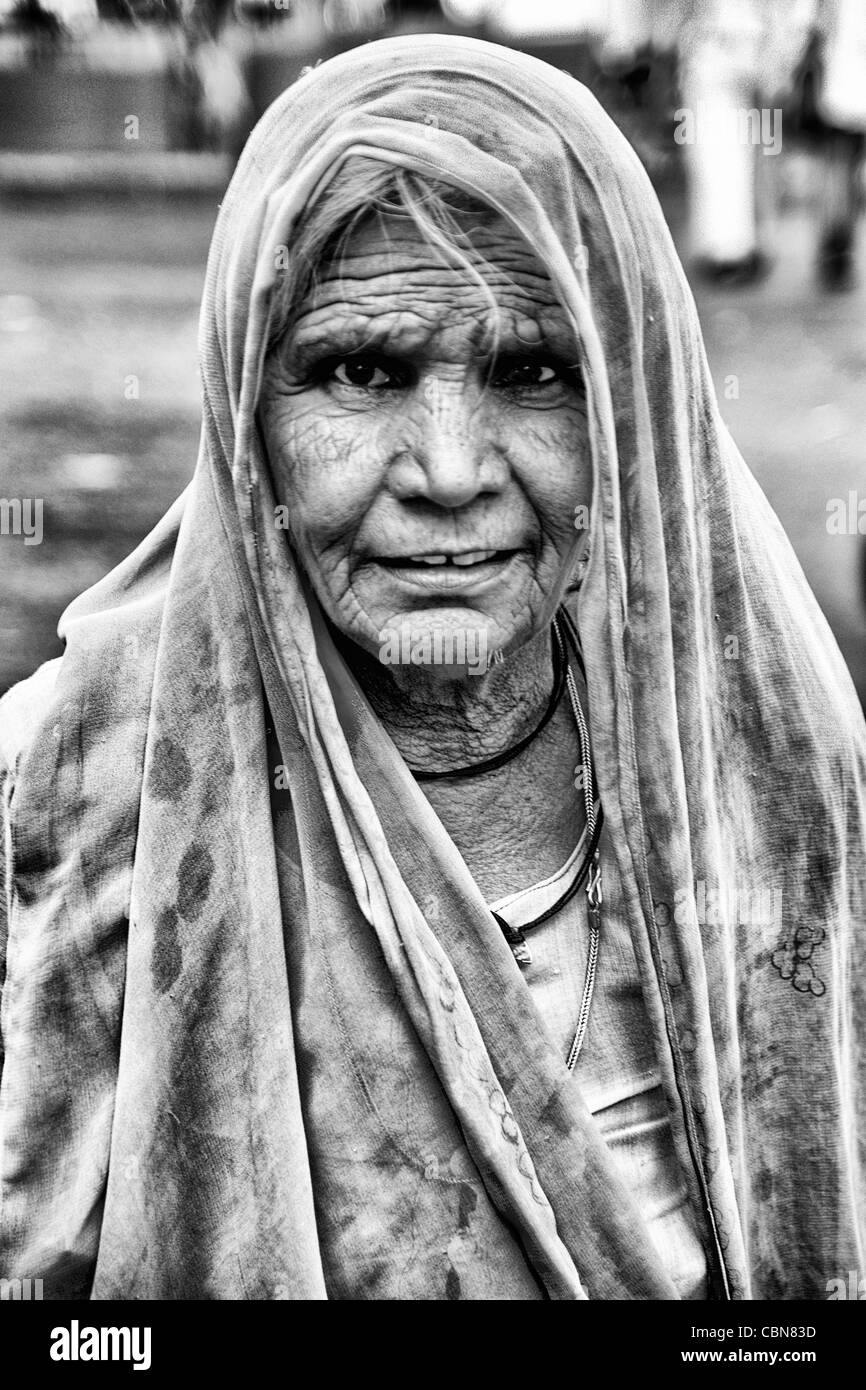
1 34 865 1300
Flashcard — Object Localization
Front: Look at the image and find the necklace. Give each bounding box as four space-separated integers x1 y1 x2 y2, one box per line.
407 624 567 781
490 610 603 1073
561 624 603 1072
403 606 603 1072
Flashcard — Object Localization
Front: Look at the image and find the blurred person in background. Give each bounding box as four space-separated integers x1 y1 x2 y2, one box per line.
789 0 866 290
602 0 866 289
672 0 809 284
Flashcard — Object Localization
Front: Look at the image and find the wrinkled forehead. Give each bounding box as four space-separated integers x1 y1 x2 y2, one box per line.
283 209 579 364
212 33 679 371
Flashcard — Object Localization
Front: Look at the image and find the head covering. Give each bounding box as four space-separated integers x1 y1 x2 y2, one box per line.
2 34 865 1300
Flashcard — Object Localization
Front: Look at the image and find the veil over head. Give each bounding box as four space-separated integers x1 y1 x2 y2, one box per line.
1 35 864 1300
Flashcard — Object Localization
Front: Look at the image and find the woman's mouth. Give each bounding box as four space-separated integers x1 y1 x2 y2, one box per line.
373 549 523 592
398 549 499 568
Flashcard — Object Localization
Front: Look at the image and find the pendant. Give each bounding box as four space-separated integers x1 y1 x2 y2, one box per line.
511 939 532 968
492 911 532 967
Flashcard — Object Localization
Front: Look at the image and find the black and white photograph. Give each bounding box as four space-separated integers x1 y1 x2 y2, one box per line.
1 0 865 1344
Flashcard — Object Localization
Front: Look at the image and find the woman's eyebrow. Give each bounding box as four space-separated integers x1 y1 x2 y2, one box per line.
284 309 578 367
286 317 400 364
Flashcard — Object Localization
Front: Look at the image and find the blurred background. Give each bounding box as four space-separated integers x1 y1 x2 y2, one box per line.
1 0 864 702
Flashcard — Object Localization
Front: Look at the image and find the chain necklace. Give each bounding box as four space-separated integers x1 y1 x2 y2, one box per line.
491 612 603 1074
402 606 603 1072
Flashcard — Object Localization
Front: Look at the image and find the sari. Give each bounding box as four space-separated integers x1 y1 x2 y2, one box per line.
1 34 865 1300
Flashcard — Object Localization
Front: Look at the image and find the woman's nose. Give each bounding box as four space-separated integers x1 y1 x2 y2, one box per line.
389 379 505 508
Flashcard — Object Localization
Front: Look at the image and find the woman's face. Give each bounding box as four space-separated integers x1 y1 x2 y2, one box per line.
259 209 592 670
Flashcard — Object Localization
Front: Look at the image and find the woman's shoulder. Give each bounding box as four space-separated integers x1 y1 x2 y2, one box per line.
0 607 162 954
0 606 163 830
0 659 63 780
1 496 183 790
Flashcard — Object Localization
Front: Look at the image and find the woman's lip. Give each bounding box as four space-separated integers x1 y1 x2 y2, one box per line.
372 551 525 593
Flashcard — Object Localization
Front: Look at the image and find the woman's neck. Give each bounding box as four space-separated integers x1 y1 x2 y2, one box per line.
334 624 556 773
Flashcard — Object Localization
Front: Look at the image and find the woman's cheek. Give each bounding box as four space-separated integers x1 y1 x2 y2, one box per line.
272 404 383 535
506 407 592 544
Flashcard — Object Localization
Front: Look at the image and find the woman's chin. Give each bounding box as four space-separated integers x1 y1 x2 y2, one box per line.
343 559 547 659
365 605 531 674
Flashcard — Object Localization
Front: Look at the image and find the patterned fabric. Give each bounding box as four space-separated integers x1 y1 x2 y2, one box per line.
1 35 865 1300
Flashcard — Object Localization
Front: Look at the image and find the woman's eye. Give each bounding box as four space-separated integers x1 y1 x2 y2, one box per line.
332 357 398 389
492 358 560 388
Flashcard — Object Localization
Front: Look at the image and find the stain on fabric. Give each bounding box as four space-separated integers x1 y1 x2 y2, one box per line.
177 845 215 922
539 1086 574 1139
152 905 182 993
12 835 58 907
148 737 192 801
445 1264 461 1300
457 1182 478 1233
755 1168 775 1202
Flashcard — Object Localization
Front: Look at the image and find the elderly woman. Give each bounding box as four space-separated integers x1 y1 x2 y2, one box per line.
1 35 865 1302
